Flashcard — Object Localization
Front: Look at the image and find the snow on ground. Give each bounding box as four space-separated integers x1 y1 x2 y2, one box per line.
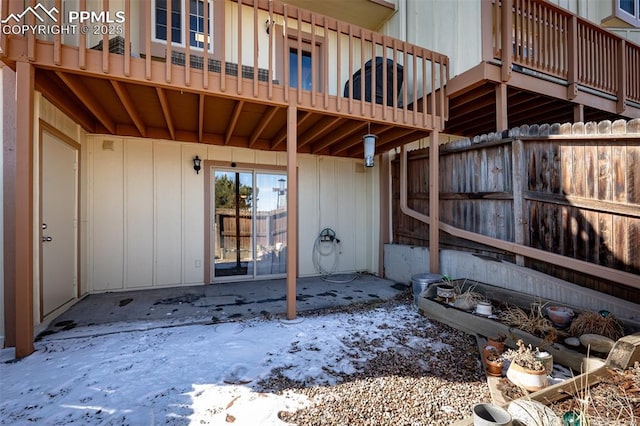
1 304 445 425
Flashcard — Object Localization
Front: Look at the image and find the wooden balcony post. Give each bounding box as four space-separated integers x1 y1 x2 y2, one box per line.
501 0 513 82
286 104 298 320
14 60 35 358
429 129 440 274
496 82 508 131
481 0 495 62
617 39 627 114
567 15 578 100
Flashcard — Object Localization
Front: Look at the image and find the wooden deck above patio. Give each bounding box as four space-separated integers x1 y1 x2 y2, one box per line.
445 0 640 137
0 0 448 156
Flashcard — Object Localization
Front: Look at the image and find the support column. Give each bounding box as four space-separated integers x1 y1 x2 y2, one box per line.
14 61 35 358
286 105 297 320
428 130 439 273
573 103 584 123
496 83 508 131
378 152 391 277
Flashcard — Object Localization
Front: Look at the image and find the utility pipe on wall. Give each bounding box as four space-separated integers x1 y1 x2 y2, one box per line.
398 142 640 290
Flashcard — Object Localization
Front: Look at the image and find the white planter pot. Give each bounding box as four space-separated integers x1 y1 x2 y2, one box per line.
506 362 548 392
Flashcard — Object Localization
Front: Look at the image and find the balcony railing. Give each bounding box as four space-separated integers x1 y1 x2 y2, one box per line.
0 0 449 130
488 0 640 108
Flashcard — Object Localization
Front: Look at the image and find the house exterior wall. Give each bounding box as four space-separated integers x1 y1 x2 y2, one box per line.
382 0 639 80
533 0 640 44
85 135 380 293
382 0 482 78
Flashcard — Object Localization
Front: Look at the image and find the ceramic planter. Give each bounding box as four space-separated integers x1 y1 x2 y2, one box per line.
485 358 504 377
506 362 548 392
546 306 574 328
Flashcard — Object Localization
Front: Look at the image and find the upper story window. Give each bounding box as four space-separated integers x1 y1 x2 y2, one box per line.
289 49 313 90
615 0 640 27
154 0 213 50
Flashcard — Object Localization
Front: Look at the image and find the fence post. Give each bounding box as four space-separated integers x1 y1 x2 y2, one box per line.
512 138 526 266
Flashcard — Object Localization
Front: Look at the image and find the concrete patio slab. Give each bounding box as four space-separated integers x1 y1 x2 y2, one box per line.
37 274 406 341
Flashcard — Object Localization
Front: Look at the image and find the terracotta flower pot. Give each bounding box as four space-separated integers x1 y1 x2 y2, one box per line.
487 338 505 355
485 358 504 377
506 362 548 392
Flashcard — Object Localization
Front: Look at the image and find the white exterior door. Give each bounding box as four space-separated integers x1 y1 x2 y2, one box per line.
41 129 78 318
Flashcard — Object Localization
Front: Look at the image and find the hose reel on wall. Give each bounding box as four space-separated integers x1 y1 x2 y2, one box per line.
312 228 357 283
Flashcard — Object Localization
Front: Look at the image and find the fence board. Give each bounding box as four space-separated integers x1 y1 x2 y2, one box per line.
392 136 640 302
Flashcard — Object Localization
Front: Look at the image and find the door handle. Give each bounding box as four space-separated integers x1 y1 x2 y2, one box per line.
42 236 53 242
42 223 48 230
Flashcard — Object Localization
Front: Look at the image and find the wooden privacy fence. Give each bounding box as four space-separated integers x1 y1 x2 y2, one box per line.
392 120 640 303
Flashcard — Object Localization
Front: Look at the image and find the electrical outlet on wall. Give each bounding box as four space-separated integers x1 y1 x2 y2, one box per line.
195 259 202 268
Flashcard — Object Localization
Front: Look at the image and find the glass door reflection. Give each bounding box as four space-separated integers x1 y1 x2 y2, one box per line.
213 171 253 278
255 173 287 276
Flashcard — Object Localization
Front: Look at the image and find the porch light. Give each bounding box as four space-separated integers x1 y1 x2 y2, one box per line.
363 123 377 167
193 156 202 174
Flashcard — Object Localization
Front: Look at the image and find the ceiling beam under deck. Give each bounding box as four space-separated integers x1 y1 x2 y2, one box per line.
155 87 176 140
448 83 497 110
509 103 574 127
449 92 496 117
272 110 313 149
330 123 395 156
298 115 343 149
225 100 245 145
55 72 116 134
249 106 279 147
111 80 146 137
447 107 495 132
310 120 366 154
35 72 96 132
350 128 425 157
507 98 564 121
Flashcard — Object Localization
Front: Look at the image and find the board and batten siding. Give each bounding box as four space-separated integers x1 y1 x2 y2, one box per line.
87 136 379 292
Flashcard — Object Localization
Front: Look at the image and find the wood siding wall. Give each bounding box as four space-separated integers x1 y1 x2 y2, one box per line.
392 128 640 302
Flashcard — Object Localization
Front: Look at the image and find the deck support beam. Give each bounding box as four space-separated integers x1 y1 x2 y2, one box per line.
429 130 439 274
14 61 35 358
496 83 508 131
286 104 298 320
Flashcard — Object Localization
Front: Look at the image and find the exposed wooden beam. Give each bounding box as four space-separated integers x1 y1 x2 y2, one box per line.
35 73 96 132
111 80 146 137
198 94 205 143
155 87 175 140
249 106 278 147
225 100 244 145
350 129 423 157
331 124 394 155
373 130 426 154
55 72 116 134
15 61 35 358
311 120 366 154
298 116 342 149
286 104 298 320
272 111 312 149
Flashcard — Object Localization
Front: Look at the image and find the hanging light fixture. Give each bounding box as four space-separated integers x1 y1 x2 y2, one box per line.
193 155 202 174
362 123 377 167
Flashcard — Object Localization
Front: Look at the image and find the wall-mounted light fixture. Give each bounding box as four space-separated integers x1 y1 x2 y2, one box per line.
193 155 202 174
363 123 377 167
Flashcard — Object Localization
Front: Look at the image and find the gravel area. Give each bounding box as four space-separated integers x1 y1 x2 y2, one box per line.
256 290 492 425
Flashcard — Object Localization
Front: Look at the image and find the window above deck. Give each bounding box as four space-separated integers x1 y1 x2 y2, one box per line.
602 0 640 28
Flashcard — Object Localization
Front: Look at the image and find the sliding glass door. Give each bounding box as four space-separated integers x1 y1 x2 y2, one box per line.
211 168 287 282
